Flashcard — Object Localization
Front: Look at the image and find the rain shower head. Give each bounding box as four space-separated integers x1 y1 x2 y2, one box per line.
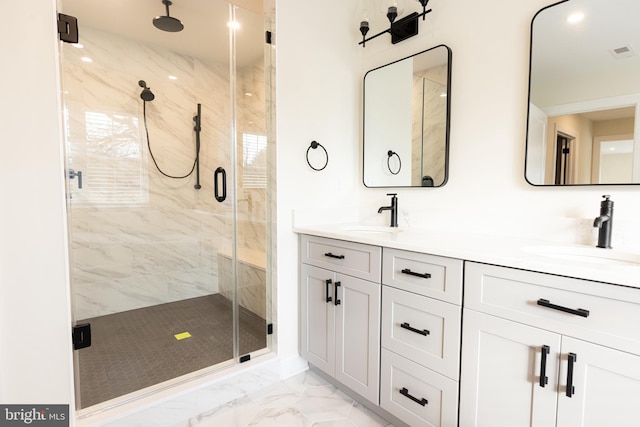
138 80 155 102
153 0 184 32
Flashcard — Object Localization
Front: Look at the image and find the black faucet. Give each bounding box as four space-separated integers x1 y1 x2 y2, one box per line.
378 193 398 227
593 195 613 249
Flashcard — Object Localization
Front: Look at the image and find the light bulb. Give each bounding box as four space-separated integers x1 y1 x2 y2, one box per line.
361 8 369 21
567 12 584 24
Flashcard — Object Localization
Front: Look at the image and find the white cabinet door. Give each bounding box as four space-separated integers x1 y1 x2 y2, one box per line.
557 336 640 427
334 273 381 404
459 309 560 427
300 265 381 404
300 264 335 376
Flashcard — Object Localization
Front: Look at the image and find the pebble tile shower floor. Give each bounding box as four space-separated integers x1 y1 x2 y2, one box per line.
77 294 266 408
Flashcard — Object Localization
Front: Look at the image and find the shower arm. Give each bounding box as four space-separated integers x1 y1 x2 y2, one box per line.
194 103 202 190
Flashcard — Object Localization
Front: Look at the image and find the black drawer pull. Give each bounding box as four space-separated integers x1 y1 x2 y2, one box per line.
401 268 431 279
324 252 345 260
399 387 428 406
334 281 341 306
536 299 590 317
539 345 550 388
401 322 430 336
566 352 577 398
325 279 332 303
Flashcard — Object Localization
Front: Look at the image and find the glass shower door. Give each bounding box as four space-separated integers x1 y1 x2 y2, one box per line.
59 0 270 411
232 3 273 366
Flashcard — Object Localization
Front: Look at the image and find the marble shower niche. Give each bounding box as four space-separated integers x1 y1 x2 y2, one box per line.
63 26 269 321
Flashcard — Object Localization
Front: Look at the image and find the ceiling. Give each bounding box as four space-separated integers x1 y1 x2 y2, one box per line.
531 0 640 84
61 0 265 67
581 106 635 121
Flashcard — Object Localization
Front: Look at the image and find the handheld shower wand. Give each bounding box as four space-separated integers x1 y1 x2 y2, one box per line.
138 80 155 102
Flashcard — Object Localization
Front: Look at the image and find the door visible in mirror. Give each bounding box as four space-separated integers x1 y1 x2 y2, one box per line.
525 0 640 186
363 45 451 188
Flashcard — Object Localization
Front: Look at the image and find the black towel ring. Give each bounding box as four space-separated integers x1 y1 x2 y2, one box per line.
387 150 401 175
306 141 329 171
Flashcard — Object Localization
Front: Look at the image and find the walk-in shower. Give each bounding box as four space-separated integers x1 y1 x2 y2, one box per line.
59 0 274 413
153 0 184 33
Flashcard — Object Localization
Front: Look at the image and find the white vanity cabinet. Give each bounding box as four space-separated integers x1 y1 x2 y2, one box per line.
379 248 463 427
299 235 382 404
460 262 640 427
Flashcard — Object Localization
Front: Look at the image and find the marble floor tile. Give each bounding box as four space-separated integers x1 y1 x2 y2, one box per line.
110 367 395 427
247 381 300 408
294 384 355 423
347 402 394 427
247 407 312 427
186 370 396 426
185 396 260 427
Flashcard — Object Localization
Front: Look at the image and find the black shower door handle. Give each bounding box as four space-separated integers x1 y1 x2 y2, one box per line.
214 167 226 202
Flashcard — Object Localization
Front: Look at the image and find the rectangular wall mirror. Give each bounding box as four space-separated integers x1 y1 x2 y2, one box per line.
526 0 640 186
363 45 451 188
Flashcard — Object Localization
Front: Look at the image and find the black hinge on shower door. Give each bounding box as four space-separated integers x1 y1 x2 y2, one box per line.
57 13 79 44
72 323 92 350
267 323 273 335
265 31 273 45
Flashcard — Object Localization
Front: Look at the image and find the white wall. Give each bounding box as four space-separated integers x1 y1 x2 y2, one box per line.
356 0 640 240
276 0 363 357
0 1 75 405
277 0 640 358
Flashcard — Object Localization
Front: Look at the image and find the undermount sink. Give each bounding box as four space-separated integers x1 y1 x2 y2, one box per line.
523 244 640 267
340 225 403 234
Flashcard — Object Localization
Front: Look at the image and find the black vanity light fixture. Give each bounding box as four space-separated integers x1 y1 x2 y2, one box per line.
359 0 432 47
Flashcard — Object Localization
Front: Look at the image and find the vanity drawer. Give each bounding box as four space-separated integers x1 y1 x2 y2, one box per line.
382 248 463 304
382 285 461 380
380 348 459 427
300 235 381 282
465 262 640 355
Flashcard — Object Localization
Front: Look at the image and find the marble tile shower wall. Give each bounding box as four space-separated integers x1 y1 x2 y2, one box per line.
64 28 267 320
237 62 268 251
411 68 447 186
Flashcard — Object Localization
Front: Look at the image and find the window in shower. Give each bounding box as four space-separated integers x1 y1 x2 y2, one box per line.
80 111 147 206
242 132 267 189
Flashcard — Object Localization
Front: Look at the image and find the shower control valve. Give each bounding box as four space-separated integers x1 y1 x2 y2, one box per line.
68 169 83 189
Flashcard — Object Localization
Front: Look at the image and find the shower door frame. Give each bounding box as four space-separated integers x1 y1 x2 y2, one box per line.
58 0 274 415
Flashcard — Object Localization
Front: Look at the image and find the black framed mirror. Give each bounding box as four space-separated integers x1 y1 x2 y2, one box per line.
526 0 640 186
363 45 451 188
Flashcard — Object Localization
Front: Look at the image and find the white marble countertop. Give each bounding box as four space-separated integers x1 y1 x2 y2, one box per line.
294 224 640 289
